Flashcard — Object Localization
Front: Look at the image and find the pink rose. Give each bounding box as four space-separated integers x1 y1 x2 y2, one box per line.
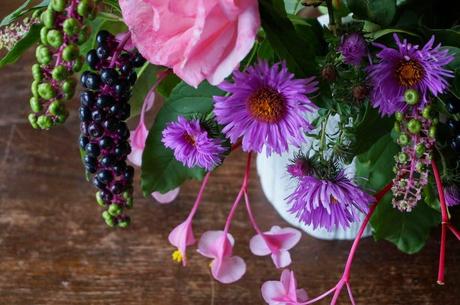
119 0 260 88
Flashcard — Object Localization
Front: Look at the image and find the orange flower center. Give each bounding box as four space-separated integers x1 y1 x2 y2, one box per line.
330 195 338 204
184 134 196 146
395 60 424 87
247 87 287 123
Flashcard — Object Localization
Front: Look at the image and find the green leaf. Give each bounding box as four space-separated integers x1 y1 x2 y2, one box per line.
347 0 396 26
0 0 49 27
157 73 181 97
424 27 460 48
371 196 440 254
365 28 419 40
259 0 317 76
0 23 41 69
352 105 394 155
129 63 158 118
141 82 223 194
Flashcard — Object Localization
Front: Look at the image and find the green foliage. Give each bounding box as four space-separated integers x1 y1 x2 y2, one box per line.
141 82 223 195
129 63 158 117
355 135 440 254
0 0 49 27
259 0 317 76
0 23 42 69
347 0 396 26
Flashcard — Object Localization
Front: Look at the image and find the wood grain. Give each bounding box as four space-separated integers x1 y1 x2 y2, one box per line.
1 1 460 304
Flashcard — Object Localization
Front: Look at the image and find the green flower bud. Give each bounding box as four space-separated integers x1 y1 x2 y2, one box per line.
95 191 105 207
398 152 408 163
404 89 419 105
31 80 39 97
415 144 426 157
37 115 53 129
102 211 115 227
63 18 80 36
62 44 79 61
108 204 122 217
40 27 49 45
48 100 63 115
77 0 92 17
422 105 432 119
41 10 55 28
51 0 68 12
399 180 407 188
395 112 404 122
429 126 436 138
398 133 409 145
52 65 68 80
32 64 43 81
77 25 91 45
30 97 42 112
102 210 112 220
62 78 76 94
46 29 64 48
72 55 84 72
36 45 51 64
394 121 401 133
38 82 56 100
28 113 39 128
118 218 130 228
392 166 398 174
407 119 421 134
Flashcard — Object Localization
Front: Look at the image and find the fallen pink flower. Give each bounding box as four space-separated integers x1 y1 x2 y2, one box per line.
152 187 180 204
250 226 301 269
197 230 246 284
261 269 308 305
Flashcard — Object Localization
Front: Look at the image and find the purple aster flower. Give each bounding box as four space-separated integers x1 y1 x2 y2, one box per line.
286 170 374 231
368 34 454 116
445 185 460 207
338 33 368 66
213 60 318 156
162 116 226 171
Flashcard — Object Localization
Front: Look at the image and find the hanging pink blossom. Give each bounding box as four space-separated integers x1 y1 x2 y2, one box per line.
197 230 246 283
119 0 260 87
250 226 301 269
168 218 196 266
261 269 308 305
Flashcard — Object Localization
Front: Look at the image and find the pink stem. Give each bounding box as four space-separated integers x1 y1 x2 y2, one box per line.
301 286 336 305
223 152 252 235
329 280 344 305
431 159 449 285
244 190 264 236
186 172 211 222
448 224 460 240
346 282 356 305
109 32 131 68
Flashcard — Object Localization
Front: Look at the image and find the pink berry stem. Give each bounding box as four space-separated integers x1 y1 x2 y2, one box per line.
223 152 252 235
300 182 393 305
109 32 131 68
431 159 459 285
186 171 211 222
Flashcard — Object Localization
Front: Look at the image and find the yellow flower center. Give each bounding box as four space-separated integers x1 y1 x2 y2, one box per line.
172 250 183 263
247 87 287 123
395 60 424 87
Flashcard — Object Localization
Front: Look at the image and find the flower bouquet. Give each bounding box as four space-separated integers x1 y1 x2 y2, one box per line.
1 0 459 303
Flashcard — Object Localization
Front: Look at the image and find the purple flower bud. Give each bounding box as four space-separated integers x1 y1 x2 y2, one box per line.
445 185 460 207
338 33 367 66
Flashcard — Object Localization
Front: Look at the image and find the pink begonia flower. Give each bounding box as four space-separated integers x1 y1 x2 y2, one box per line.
152 187 181 204
169 218 196 266
261 269 308 305
127 83 156 167
197 230 246 283
250 226 301 269
119 0 260 88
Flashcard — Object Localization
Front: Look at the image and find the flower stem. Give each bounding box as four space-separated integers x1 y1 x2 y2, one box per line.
186 171 211 222
325 0 337 34
109 32 131 68
223 152 252 234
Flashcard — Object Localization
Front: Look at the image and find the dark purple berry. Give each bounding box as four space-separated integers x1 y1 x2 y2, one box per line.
85 142 101 157
450 135 460 153
101 68 119 86
114 82 129 97
96 45 110 60
79 136 89 149
113 162 126 176
447 119 460 134
80 71 90 87
114 143 131 158
88 123 104 138
446 99 460 114
80 91 95 107
99 136 114 150
100 190 113 203
93 176 106 189
100 155 116 167
110 182 124 194
127 71 137 86
115 123 129 140
132 53 146 68
85 72 101 90
79 106 91 121
96 95 115 109
91 110 104 122
120 63 132 75
124 165 134 181
96 30 113 46
86 49 100 69
103 119 119 132
97 169 113 184
84 155 97 168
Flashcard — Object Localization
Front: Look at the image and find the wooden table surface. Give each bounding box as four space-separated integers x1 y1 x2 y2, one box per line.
1 1 460 304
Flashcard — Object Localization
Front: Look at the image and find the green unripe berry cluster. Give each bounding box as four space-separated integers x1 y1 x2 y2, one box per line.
29 0 97 129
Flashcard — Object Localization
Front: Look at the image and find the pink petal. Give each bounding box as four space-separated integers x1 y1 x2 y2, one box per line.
197 230 226 258
152 187 180 204
249 233 271 256
296 289 309 303
267 226 302 251
128 122 149 167
261 280 286 304
271 250 292 269
211 255 246 284
116 32 136 51
168 219 196 266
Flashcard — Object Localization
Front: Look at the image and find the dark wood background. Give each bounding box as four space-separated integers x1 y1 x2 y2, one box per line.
1 1 460 304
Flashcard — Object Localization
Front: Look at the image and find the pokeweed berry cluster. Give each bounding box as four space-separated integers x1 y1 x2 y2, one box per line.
79 30 145 228
29 0 97 129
